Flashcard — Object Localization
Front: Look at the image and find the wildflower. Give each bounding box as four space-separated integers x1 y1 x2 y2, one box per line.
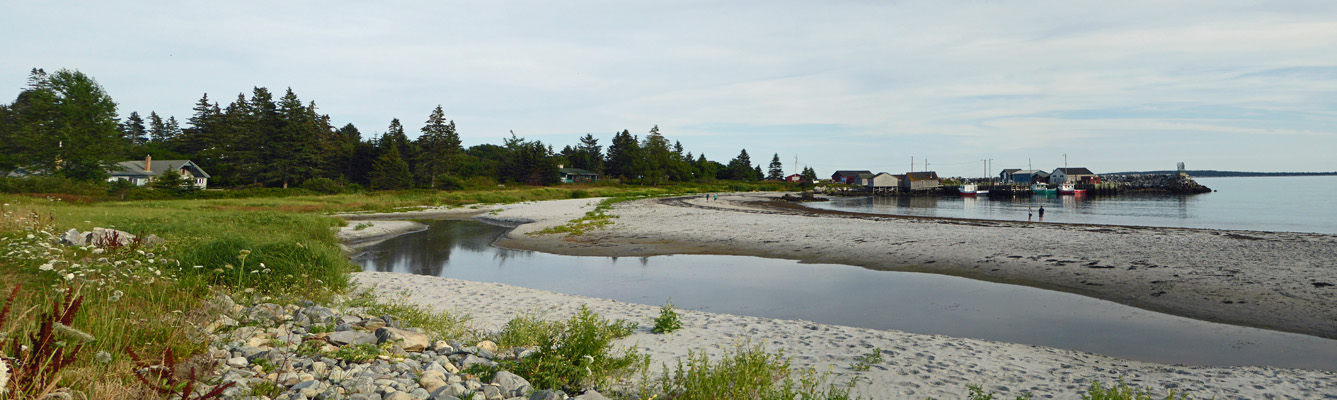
225 264 234 269
39 263 54 271
110 290 123 301
26 234 33 239
193 265 204 269
244 288 255 293
92 248 104 254
64 273 74 281
0 358 8 395
95 351 112 364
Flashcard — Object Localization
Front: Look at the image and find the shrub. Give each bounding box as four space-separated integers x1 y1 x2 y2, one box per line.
649 345 857 400
652 299 683 334
436 176 465 191
503 306 642 392
300 177 345 194
1082 380 1190 400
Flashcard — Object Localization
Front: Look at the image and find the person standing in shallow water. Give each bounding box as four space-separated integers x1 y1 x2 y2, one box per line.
1028 207 1033 221
1038 206 1045 220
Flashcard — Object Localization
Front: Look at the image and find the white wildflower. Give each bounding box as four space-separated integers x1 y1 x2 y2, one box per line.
95 351 112 364
26 234 33 239
193 265 204 269
0 357 8 395
109 290 123 302
92 248 104 254
64 273 74 281
39 263 54 271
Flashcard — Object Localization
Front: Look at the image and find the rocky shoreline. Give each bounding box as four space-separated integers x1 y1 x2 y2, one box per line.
203 292 608 400
328 196 1337 399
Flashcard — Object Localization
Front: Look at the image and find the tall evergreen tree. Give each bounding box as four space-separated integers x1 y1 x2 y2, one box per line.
727 149 756 181
263 88 324 188
369 142 412 190
121 111 147 148
499 132 558 186
416 105 462 188
767 153 784 180
570 133 603 173
604 129 640 182
641 125 672 186
178 93 221 155
147 111 168 142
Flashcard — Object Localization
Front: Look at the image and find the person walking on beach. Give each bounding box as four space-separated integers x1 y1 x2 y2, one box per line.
1038 206 1045 220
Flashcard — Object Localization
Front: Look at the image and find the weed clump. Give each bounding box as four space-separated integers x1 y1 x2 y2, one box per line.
500 306 641 393
652 299 683 334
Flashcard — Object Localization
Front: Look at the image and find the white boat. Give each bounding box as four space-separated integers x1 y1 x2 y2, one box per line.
960 184 988 196
1058 182 1086 195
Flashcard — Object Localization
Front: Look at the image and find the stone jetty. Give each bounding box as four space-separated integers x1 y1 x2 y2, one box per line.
1100 173 1212 194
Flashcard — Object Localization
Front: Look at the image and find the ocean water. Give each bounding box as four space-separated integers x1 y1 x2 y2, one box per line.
355 219 1337 371
803 176 1337 234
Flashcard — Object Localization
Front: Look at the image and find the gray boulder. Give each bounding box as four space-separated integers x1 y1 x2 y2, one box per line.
326 330 378 346
571 390 610 400
376 327 431 352
491 371 532 397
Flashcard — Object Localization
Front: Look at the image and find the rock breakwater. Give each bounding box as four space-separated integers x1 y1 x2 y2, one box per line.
1101 173 1212 194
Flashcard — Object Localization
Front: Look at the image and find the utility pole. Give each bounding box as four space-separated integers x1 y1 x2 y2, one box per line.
911 156 914 173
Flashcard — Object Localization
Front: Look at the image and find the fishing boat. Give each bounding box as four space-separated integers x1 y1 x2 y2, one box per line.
960 184 980 196
1031 183 1056 195
960 183 990 196
1058 182 1086 195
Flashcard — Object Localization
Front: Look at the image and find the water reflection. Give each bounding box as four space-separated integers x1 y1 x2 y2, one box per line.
354 220 1337 371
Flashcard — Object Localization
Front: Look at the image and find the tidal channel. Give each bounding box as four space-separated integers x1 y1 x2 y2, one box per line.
353 219 1337 371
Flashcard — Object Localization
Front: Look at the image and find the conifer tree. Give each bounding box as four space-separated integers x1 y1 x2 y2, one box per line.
8 68 122 180
605 129 640 182
767 153 784 180
369 142 412 190
121 111 147 147
416 105 461 188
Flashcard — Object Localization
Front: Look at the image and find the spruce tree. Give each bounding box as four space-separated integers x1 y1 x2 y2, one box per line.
9 69 123 180
767 153 784 180
121 111 147 147
369 143 412 190
416 105 461 188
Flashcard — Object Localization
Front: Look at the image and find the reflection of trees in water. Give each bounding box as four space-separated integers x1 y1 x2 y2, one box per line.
358 220 511 277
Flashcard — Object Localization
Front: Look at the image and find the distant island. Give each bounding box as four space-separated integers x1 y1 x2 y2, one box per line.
1106 170 1337 178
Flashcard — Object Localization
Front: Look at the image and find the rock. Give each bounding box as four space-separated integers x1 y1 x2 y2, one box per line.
431 340 454 353
461 355 495 369
143 234 166 247
429 383 469 399
384 392 414 400
419 370 448 393
227 356 249 368
376 327 431 352
572 390 610 400
476 340 498 354
481 384 503 400
327 331 378 346
491 371 531 397
528 390 565 400
60 228 86 246
88 227 136 247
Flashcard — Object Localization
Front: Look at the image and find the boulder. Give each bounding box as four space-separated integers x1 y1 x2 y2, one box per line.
326 331 377 346
572 390 611 400
491 371 532 397
376 327 431 352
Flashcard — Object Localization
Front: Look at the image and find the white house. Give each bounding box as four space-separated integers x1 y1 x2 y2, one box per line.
1049 167 1098 184
867 172 901 189
107 155 210 188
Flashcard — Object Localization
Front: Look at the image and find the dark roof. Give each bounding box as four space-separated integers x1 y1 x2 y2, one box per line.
1002 168 1022 173
1055 167 1096 175
558 168 598 175
110 160 210 178
904 171 939 181
832 170 872 177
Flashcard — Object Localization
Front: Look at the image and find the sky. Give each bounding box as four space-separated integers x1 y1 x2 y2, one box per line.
3 1 1335 178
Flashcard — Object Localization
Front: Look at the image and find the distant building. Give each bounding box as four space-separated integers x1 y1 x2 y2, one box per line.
999 168 1022 182
1050 167 1099 184
557 166 600 183
900 171 940 191
867 172 901 189
831 170 873 185
785 174 803 183
1006 169 1048 184
108 155 210 188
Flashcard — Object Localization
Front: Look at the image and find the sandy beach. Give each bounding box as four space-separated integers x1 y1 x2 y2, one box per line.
344 194 1337 399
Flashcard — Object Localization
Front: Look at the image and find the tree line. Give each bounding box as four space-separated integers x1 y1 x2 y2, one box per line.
0 68 817 190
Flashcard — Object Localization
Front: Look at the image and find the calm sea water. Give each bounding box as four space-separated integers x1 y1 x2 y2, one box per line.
804 176 1337 234
355 220 1337 371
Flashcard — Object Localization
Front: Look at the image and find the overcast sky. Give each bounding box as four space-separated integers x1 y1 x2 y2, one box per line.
3 1 1335 177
